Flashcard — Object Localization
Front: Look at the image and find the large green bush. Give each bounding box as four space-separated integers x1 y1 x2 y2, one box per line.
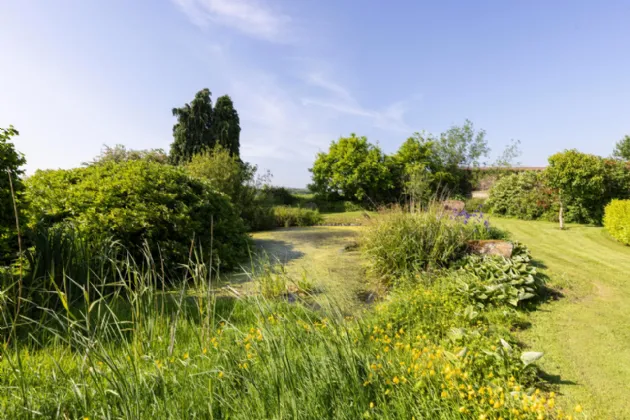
604 199 630 245
486 171 556 220
25 160 251 270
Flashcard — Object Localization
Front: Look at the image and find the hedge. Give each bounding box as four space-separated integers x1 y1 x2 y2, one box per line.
604 199 630 245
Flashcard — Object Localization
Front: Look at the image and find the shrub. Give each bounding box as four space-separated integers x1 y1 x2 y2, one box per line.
361 207 502 281
185 145 274 231
464 197 489 213
273 206 323 227
546 150 607 224
24 160 251 271
486 171 556 220
604 199 630 245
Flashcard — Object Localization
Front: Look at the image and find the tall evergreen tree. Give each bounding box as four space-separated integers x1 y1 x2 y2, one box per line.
169 88 214 165
212 95 241 157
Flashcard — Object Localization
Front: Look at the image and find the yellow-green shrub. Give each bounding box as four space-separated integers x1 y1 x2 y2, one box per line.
273 206 323 227
604 199 630 245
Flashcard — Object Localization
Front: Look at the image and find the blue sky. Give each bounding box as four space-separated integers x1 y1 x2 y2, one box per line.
2 0 630 187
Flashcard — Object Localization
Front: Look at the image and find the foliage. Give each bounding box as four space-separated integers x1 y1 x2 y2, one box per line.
85 144 168 166
613 135 630 161
259 186 298 206
24 160 250 271
0 126 26 265
309 122 496 205
546 150 608 224
273 206 323 227
493 139 522 167
361 207 502 282
169 89 242 165
603 199 630 245
457 243 546 307
0 237 563 419
309 134 397 205
464 198 489 213
433 119 490 169
211 95 241 157
170 88 214 165
185 145 274 231
486 172 556 220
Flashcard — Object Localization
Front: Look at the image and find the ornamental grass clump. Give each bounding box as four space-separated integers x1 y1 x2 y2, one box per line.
361 206 501 282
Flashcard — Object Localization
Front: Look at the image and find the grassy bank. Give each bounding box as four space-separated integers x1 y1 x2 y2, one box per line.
492 218 630 419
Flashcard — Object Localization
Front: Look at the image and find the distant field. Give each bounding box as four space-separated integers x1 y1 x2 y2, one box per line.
492 218 630 419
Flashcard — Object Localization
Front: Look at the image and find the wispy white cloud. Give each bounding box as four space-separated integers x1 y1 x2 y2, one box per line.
302 73 412 133
172 0 291 42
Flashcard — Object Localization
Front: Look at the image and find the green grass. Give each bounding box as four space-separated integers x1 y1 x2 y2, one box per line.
492 218 630 419
1 221 571 419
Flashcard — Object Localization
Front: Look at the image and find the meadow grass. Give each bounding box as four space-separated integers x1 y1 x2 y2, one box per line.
0 219 586 419
492 218 630 419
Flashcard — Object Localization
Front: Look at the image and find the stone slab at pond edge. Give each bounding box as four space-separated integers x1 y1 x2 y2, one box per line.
467 240 514 258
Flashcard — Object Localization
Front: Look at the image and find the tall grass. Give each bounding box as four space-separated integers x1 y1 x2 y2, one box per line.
361 206 504 282
0 229 570 419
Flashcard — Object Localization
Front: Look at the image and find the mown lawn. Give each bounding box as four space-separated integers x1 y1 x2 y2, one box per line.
492 218 630 419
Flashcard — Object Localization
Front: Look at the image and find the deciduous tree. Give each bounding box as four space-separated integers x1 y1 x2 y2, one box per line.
0 126 26 263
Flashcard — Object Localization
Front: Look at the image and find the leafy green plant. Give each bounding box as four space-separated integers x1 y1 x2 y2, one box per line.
486 171 556 221
24 160 251 272
273 206 323 227
457 243 546 307
604 199 630 245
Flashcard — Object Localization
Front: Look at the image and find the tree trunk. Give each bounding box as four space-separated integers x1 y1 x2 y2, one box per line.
559 201 564 230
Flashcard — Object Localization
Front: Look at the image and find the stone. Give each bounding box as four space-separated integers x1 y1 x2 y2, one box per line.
442 199 465 213
304 202 318 210
467 240 514 258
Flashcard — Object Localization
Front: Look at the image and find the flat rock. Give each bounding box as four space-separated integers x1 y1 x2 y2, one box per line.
443 199 465 212
467 240 514 258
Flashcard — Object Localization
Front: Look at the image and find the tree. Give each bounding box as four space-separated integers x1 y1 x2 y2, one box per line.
185 145 274 231
308 134 396 204
169 89 215 165
212 95 241 157
613 135 630 161
546 150 607 226
0 126 26 264
86 144 168 166
434 119 490 169
393 135 436 208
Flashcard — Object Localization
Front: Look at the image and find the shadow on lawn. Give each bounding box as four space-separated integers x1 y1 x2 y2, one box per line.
253 238 306 264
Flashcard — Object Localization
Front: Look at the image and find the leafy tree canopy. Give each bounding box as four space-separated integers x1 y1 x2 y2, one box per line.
309 134 396 204
613 135 630 161
0 126 26 263
169 89 242 165
86 144 168 166
212 95 241 157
